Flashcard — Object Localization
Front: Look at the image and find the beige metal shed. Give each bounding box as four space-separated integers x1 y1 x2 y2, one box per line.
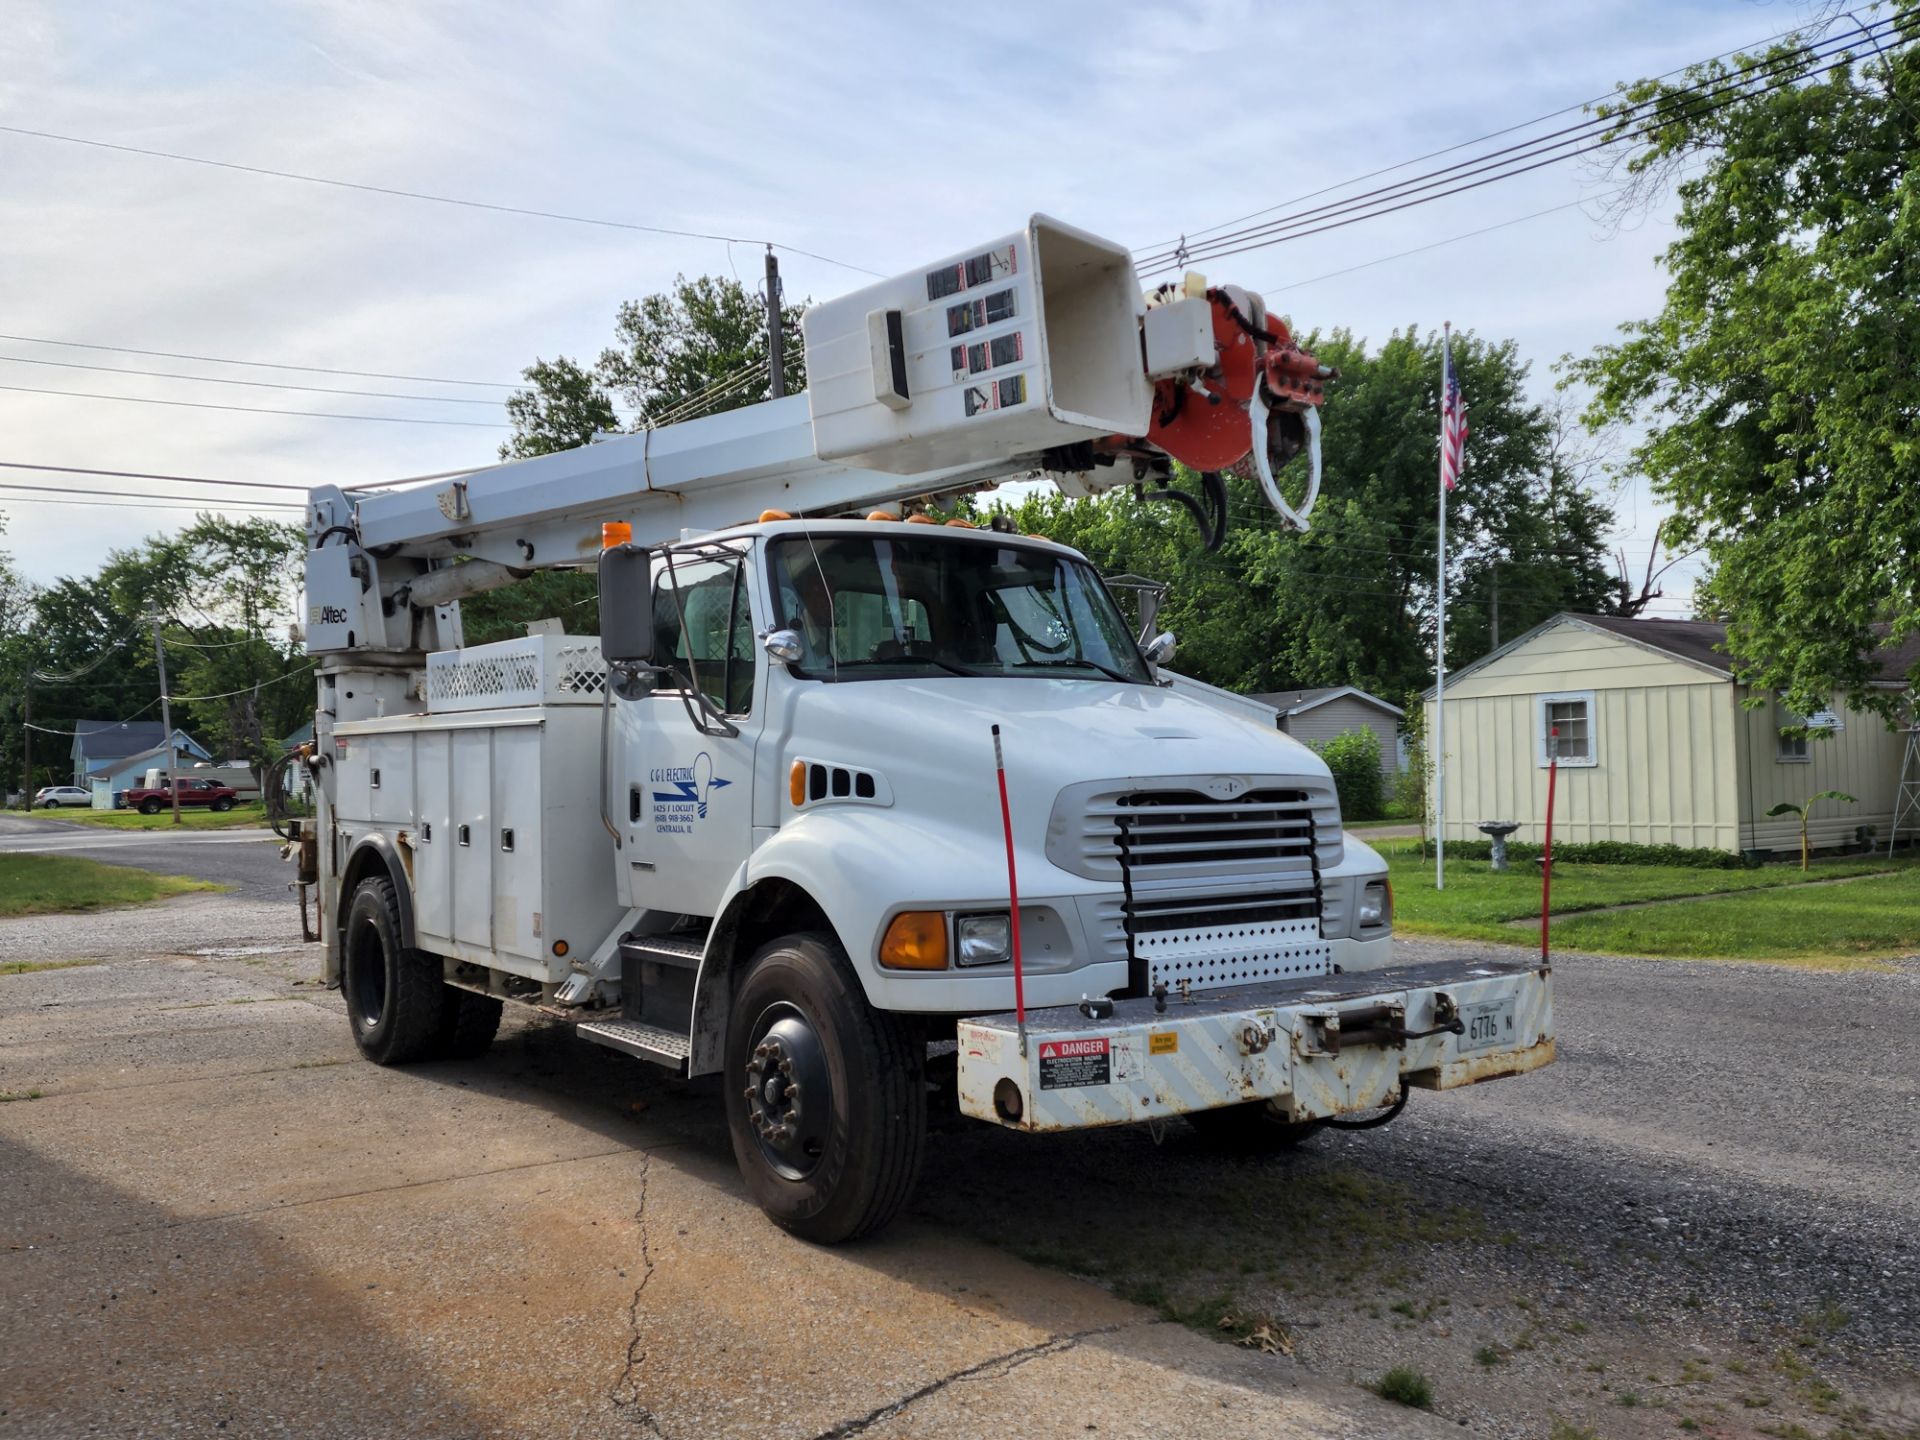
1422 614 1915 855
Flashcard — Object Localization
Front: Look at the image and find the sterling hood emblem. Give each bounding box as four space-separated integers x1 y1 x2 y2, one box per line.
1202 776 1249 800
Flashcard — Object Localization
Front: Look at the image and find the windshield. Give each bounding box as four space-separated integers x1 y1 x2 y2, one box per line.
769 534 1151 683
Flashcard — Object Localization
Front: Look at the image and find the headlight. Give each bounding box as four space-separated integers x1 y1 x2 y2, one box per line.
955 912 1013 967
1358 880 1391 929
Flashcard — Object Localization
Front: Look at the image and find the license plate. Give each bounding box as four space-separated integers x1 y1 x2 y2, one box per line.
1458 997 1517 1053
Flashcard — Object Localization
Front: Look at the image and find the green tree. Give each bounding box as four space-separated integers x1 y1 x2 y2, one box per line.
1570 12 1920 717
502 274 807 460
998 327 1617 698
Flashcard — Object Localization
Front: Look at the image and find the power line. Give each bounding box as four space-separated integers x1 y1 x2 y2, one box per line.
0 331 523 389
1132 15 1819 256
0 352 521 407
1135 15 1910 273
0 482 299 510
0 124 884 278
0 381 510 428
0 461 307 492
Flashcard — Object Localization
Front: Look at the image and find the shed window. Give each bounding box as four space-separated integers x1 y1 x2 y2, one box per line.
1775 700 1837 763
1536 691 1596 767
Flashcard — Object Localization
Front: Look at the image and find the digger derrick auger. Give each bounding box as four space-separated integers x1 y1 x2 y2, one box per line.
1049 276 1335 551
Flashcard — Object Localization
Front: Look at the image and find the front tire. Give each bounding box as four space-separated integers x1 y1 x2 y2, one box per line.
341 875 443 1065
1186 1101 1323 1152
724 932 925 1243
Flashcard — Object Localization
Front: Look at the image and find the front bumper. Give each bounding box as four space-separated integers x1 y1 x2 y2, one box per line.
956 957 1554 1132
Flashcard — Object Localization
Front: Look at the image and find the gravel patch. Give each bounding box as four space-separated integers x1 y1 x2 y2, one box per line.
0 893 306 964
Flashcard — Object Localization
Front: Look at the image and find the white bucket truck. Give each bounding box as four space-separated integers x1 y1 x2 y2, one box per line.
297 218 1554 1241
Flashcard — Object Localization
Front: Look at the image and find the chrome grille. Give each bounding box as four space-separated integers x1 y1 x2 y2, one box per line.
1050 778 1342 995
1105 789 1317 879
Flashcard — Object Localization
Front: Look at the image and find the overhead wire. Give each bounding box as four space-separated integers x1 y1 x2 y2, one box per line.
0 381 511 427
0 330 523 388
0 479 302 508
1131 14 1821 255
0 351 588 408
1134 14 1911 273
0 461 307 492
0 123 884 277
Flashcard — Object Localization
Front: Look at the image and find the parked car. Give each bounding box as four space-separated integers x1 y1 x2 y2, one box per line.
34 786 93 809
122 777 239 815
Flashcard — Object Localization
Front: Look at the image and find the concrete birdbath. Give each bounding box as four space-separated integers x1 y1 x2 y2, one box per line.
1478 821 1522 871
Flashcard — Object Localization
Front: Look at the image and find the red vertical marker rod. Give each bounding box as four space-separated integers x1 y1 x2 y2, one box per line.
1542 725 1559 961
991 724 1029 1052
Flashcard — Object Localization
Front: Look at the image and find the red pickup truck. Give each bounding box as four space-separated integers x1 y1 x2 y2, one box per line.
124 777 239 814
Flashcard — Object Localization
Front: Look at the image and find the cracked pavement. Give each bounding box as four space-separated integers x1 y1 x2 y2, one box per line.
0 902 1449 1439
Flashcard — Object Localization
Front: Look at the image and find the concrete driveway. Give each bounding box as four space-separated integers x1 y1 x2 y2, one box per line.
0 915 1440 1440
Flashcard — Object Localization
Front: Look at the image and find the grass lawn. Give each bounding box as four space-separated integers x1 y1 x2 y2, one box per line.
0 854 220 918
1380 839 1919 964
21 800 270 831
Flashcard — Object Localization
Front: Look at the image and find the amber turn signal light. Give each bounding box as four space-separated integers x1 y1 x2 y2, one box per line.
789 760 807 808
601 521 632 549
880 911 948 970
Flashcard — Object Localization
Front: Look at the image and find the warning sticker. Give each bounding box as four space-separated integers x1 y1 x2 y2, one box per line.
925 245 1017 303
1149 1031 1179 1056
946 288 1019 337
950 331 1025 382
1038 1036 1111 1090
964 373 1028 417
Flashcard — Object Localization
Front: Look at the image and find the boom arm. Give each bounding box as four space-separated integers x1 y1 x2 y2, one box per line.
303 214 1329 664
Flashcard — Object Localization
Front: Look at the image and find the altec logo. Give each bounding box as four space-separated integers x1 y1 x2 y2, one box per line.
1038 1038 1108 1060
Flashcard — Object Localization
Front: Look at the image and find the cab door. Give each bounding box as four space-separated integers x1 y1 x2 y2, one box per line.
620 546 765 919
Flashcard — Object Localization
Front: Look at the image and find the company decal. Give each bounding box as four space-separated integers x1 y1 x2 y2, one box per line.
311 604 349 627
1038 1036 1111 1090
649 751 732 834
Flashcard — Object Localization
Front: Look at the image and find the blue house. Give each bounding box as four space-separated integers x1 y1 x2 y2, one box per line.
70 722 211 796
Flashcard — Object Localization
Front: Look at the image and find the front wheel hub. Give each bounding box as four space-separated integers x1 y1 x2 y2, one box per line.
743 1005 830 1180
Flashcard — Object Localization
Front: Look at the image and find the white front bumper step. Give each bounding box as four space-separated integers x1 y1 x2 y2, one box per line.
956 957 1555 1132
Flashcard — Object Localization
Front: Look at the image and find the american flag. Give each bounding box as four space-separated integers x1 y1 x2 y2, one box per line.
1440 350 1468 491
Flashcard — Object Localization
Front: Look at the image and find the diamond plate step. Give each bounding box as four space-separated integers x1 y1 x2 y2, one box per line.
577 1018 693 1071
619 933 706 967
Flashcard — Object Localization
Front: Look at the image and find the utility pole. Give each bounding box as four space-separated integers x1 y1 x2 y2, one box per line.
20 674 31 809
1490 571 1500 651
149 612 181 825
765 246 785 400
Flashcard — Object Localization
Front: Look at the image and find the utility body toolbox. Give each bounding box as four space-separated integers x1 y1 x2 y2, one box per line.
328 635 624 984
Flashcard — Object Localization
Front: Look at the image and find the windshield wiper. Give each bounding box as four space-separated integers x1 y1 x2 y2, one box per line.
834 655 988 678
1013 657 1138 684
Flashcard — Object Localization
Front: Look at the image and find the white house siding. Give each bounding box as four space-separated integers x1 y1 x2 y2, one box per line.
1280 697 1401 781
1731 690 1906 853
1428 621 1737 849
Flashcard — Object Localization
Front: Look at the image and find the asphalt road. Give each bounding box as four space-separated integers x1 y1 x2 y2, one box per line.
2 889 1916 1438
0 813 290 901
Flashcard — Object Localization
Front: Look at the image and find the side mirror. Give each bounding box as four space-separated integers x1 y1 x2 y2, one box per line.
762 629 805 664
597 543 654 665
1143 631 1177 667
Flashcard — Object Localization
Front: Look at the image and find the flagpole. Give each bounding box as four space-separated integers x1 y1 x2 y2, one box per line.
1435 322 1450 891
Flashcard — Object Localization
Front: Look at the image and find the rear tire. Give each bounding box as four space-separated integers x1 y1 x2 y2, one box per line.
1186 1101 1323 1152
138 798 162 814
41 800 58 809
434 988 502 1059
724 932 925 1243
211 796 235 813
341 875 443 1065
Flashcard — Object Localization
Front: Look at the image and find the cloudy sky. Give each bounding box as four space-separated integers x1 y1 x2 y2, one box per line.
0 0 1803 612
